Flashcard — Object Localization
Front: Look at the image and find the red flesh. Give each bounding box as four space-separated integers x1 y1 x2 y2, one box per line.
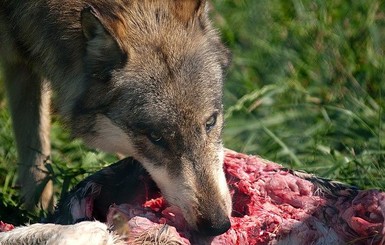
107 151 385 245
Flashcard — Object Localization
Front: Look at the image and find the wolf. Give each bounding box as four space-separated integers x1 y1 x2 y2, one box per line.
0 0 232 236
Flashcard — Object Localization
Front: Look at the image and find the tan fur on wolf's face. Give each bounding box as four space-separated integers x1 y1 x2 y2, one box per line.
0 0 231 235
81 1 232 235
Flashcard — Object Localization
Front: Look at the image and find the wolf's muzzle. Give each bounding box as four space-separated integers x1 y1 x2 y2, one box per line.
197 213 231 236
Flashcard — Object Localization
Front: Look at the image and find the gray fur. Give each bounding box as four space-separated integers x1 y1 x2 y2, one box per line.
0 221 124 245
0 0 232 235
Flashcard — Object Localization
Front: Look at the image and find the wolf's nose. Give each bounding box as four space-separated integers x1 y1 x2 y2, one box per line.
197 216 231 236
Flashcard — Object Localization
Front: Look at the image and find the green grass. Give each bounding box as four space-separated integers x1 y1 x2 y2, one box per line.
1 0 385 224
215 0 385 189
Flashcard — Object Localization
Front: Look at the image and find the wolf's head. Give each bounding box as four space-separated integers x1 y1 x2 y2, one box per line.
72 0 232 236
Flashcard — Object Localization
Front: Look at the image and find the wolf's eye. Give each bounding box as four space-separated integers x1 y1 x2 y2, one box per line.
148 131 163 144
205 113 217 132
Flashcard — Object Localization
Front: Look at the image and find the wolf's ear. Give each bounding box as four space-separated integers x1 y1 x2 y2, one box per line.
81 6 105 41
81 6 126 80
172 0 207 24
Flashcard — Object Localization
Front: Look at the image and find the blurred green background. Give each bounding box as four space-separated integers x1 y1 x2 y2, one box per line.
1 0 385 223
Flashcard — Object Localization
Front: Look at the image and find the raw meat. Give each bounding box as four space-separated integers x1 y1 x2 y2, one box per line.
0 221 14 232
103 151 385 244
3 150 385 244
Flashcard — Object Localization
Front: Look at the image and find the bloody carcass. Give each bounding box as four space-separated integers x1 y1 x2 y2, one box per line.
2 150 385 244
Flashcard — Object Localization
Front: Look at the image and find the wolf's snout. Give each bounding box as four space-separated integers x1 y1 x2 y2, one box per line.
196 211 231 236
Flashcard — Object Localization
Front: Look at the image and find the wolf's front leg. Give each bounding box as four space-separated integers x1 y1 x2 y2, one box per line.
3 63 54 211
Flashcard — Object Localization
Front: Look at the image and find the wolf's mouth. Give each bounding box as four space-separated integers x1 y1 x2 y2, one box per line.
51 158 203 243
